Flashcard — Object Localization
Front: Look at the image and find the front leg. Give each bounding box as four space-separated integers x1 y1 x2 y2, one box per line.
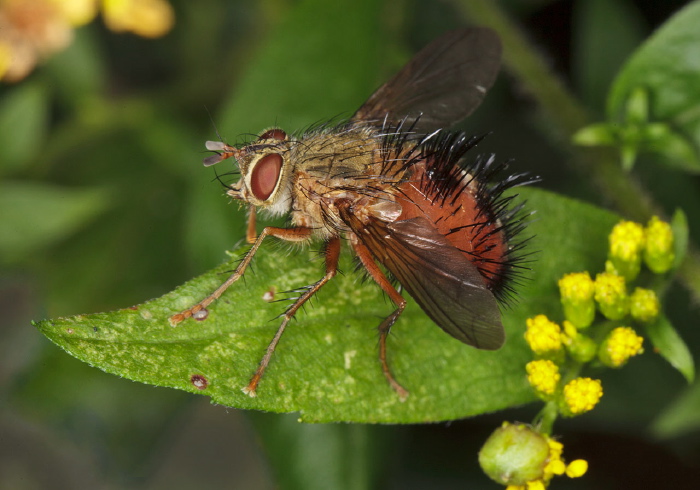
169 226 313 326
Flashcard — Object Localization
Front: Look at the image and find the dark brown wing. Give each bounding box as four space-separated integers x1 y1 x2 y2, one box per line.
352 28 502 134
342 210 504 350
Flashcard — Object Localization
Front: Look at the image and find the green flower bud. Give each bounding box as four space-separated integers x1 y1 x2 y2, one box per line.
563 332 597 364
479 423 549 486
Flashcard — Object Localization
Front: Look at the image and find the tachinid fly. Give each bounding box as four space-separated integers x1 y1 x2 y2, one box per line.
170 28 535 399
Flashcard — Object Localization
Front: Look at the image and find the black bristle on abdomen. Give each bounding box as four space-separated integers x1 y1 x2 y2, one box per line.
415 129 539 305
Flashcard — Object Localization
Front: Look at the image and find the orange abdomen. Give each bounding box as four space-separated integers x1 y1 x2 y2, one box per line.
396 159 509 291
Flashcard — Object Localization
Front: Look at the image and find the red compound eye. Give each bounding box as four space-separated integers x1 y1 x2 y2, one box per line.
259 128 287 141
250 153 283 201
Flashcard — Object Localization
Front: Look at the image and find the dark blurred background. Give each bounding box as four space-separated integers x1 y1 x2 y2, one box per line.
1 0 699 488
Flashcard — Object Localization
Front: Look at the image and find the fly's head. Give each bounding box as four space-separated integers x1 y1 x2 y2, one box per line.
205 128 295 217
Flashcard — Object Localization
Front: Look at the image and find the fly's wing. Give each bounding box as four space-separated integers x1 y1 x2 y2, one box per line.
342 210 504 350
352 28 502 134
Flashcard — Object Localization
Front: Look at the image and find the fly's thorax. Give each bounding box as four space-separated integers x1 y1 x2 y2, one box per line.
226 129 296 217
284 126 390 235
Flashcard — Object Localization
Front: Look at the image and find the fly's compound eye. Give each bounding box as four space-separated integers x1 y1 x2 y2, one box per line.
258 128 287 141
250 153 283 201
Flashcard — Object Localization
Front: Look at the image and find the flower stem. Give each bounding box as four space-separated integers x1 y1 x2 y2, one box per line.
534 401 559 435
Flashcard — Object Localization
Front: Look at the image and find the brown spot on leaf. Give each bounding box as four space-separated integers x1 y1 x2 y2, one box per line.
190 374 208 390
262 288 275 302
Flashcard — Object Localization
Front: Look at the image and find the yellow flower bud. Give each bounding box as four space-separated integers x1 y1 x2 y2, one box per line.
608 220 645 281
524 315 563 356
594 272 628 320
629 288 660 323
644 216 675 273
526 360 560 398
558 272 595 328
599 326 644 368
561 378 603 416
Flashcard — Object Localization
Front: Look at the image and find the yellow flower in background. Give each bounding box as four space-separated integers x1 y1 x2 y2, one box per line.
0 0 174 82
562 377 602 416
50 0 99 26
102 0 174 38
0 0 74 81
0 41 11 78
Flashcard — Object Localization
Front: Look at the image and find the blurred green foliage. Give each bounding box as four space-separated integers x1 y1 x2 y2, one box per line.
2 0 700 488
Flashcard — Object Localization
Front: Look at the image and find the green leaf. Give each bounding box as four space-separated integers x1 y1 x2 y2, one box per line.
35 188 620 423
642 122 698 170
670 208 689 269
607 1 700 171
0 82 49 174
572 122 618 146
651 378 700 438
645 316 694 383
0 181 111 264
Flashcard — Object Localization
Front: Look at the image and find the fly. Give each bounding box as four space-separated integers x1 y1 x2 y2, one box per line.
170 28 535 400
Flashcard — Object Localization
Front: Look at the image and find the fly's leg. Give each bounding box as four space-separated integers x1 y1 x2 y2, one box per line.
169 226 313 326
246 205 257 244
244 237 341 397
351 240 409 401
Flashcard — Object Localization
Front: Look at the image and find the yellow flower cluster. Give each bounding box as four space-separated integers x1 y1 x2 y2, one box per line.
524 315 603 415
525 355 603 415
0 0 174 82
506 216 677 488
